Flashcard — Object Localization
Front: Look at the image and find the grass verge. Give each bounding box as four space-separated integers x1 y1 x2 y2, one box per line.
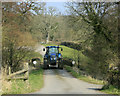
3 68 44 94
101 84 120 95
64 65 120 95
64 65 104 85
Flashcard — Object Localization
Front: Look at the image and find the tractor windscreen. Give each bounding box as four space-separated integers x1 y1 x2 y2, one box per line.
48 48 58 54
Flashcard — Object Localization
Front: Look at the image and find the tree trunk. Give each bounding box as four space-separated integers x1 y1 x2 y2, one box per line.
117 1 120 89
46 32 49 44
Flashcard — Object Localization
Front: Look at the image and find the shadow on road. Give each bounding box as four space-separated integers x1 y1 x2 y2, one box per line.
87 88 102 91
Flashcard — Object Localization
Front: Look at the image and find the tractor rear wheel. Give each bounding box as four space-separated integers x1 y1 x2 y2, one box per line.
43 62 48 69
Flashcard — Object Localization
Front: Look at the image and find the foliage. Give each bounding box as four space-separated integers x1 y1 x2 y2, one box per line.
2 1 119 94
30 6 60 43
2 2 42 74
25 51 43 62
66 2 119 85
101 84 120 95
61 42 82 50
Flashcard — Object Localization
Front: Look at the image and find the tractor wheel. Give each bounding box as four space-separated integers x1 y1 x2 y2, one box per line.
60 67 63 70
58 64 63 70
43 62 48 69
60 66 63 70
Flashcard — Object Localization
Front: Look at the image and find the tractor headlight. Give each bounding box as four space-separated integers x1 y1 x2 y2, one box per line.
51 57 56 60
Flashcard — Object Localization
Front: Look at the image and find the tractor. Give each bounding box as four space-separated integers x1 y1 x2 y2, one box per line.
43 46 63 69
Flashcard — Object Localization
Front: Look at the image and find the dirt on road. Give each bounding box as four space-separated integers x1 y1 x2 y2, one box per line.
32 69 104 94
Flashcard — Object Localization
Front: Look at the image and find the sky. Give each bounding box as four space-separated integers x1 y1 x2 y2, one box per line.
45 2 68 15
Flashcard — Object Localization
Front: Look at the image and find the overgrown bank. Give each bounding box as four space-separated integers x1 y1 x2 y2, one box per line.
64 65 120 95
2 49 44 94
3 68 44 94
64 65 104 85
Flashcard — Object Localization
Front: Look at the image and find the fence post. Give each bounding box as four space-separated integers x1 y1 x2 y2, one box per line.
25 62 29 88
9 66 11 75
24 62 29 80
4 65 7 79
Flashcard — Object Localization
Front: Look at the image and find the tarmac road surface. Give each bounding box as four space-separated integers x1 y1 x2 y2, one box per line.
32 69 104 94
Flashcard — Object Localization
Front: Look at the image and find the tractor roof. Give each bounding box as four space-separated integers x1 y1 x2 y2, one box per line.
46 46 60 48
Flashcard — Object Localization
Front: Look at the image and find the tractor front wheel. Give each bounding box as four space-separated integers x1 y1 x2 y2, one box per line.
58 63 63 70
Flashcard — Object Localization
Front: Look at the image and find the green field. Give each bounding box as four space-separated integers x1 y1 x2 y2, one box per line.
64 65 104 85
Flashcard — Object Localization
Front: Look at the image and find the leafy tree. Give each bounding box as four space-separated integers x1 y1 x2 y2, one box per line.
30 6 59 43
2 2 38 74
66 2 118 80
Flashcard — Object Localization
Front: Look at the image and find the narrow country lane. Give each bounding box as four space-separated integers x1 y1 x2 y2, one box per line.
32 69 104 94
32 44 105 94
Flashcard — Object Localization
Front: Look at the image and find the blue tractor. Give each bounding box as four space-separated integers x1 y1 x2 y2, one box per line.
43 46 63 69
